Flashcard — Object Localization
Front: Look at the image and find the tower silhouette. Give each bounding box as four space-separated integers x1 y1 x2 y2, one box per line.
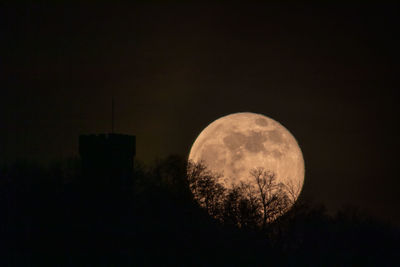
78 97 135 190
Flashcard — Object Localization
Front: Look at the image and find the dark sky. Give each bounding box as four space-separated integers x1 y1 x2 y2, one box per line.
2 4 400 224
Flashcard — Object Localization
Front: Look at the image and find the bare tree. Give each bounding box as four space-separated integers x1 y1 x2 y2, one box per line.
187 162 291 229
236 182 262 228
220 181 264 229
222 185 243 227
250 168 290 229
187 161 225 220
283 178 302 205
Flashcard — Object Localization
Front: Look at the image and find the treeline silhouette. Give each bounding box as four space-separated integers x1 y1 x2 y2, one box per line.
187 162 298 229
0 155 398 266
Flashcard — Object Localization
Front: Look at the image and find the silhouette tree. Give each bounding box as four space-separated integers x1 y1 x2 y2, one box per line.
152 155 190 199
222 183 261 229
187 162 291 229
247 168 289 229
283 178 302 205
222 185 243 227
187 161 226 220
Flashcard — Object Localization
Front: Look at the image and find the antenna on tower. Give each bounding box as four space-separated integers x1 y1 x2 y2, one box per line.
112 94 115 134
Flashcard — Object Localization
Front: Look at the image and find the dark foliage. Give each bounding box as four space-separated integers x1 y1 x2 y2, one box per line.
0 156 398 266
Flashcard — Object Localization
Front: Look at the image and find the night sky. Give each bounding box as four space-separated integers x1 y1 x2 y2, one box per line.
2 4 400 225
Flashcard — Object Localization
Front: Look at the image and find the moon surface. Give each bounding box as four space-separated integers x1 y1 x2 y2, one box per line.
188 112 305 203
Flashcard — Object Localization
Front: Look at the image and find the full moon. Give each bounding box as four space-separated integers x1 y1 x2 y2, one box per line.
188 112 305 212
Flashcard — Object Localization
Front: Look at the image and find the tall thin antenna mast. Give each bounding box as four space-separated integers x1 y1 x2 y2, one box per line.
112 94 114 134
